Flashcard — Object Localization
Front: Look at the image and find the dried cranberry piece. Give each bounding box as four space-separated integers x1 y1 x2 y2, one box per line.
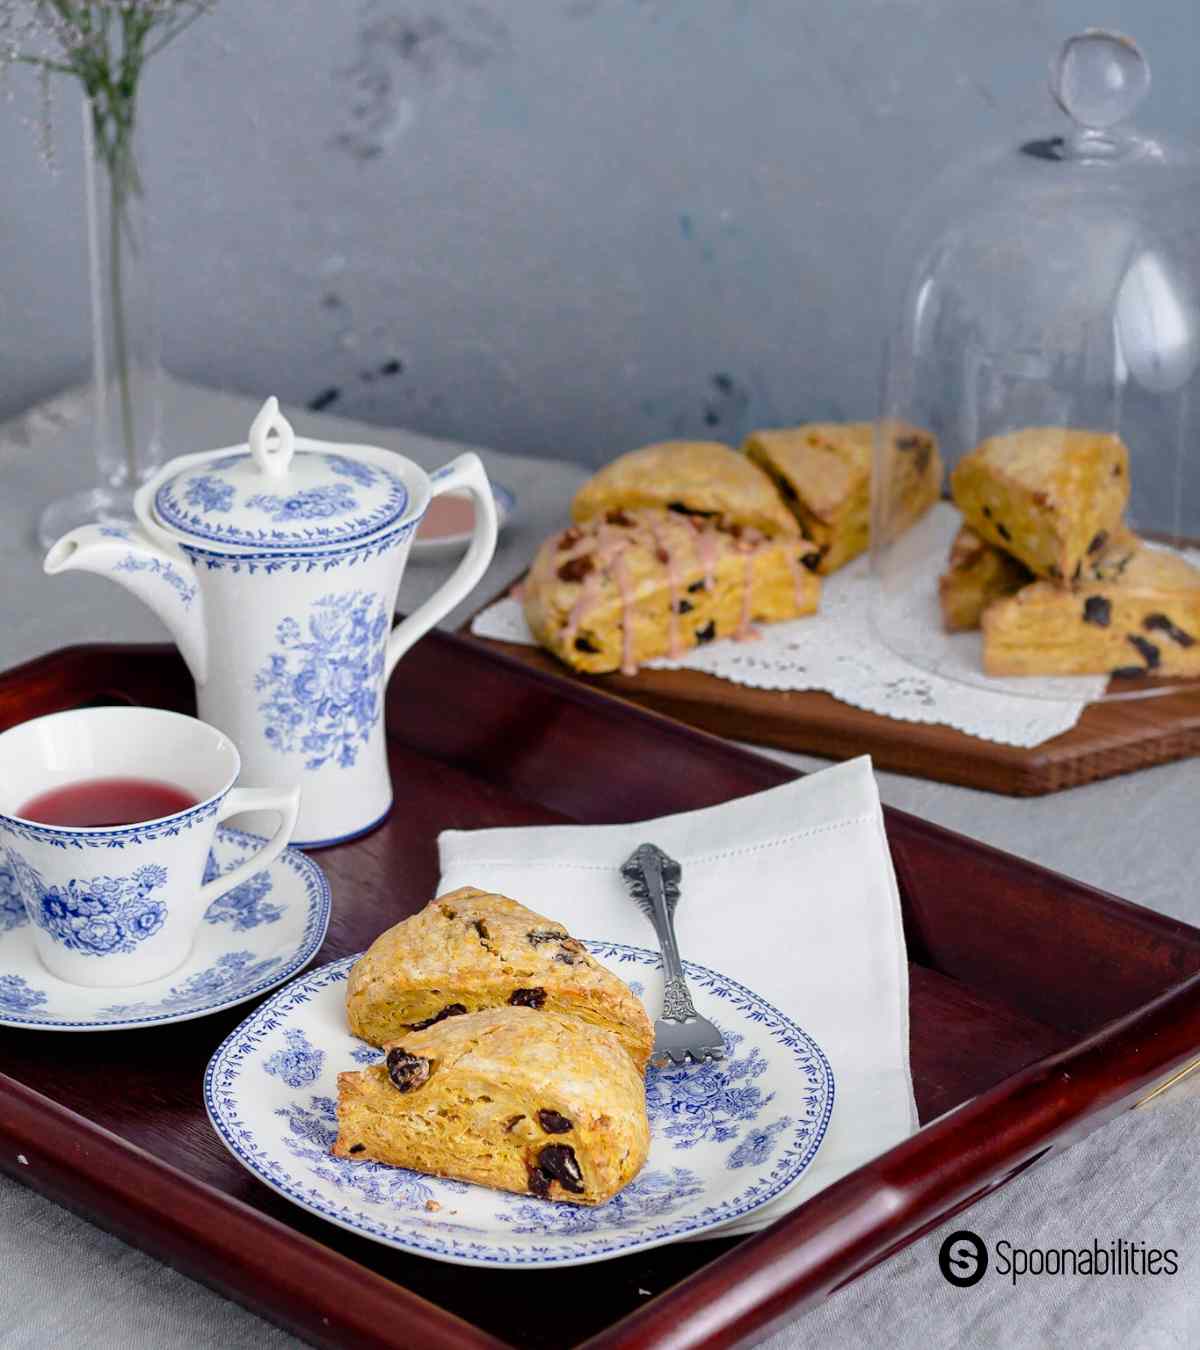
1088 531 1108 556
667 501 717 518
527 1166 552 1198
996 522 1013 543
527 929 569 946
509 987 547 1009
574 634 600 653
385 1047 431 1093
1111 666 1145 679
1127 634 1161 668
472 919 490 942
694 620 716 644
1144 613 1195 648
687 579 707 593
1083 596 1111 627
558 527 581 550
348 1143 366 1154
407 1003 468 1031
537 1143 584 1193
655 546 670 564
538 1109 574 1134
801 551 821 572
674 599 694 614
557 554 594 583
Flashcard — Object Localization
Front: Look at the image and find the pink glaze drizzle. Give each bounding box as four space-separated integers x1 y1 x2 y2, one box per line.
650 518 683 658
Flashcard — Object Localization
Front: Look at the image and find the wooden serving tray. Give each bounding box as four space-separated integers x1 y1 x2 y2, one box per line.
4 636 1200 1350
466 625 1200 796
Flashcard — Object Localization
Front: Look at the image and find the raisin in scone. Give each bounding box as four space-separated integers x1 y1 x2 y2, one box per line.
523 507 820 675
346 889 654 1069
571 440 799 539
744 421 942 575
333 1007 650 1205
939 525 1033 632
950 428 1129 583
982 535 1200 677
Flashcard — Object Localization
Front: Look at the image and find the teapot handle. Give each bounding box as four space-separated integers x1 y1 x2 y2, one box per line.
386 452 499 678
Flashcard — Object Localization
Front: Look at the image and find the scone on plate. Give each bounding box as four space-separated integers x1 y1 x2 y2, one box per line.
571 440 799 539
333 1007 650 1205
950 427 1129 583
522 507 820 675
346 889 654 1070
982 534 1200 677
939 525 1032 632
743 421 943 575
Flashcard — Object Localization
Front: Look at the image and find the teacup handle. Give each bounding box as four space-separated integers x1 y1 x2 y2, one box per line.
386 451 499 678
196 784 302 907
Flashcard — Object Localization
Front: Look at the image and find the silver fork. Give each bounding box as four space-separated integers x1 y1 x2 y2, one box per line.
620 842 725 1067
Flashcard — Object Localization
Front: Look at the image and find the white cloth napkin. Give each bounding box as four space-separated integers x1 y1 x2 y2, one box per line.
437 755 918 1235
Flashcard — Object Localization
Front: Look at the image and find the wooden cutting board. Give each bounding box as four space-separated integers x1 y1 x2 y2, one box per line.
464 619 1200 796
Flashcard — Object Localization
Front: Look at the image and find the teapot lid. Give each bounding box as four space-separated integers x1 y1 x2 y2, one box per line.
153 399 411 551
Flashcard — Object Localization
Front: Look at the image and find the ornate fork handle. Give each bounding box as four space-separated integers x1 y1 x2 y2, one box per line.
621 842 698 1018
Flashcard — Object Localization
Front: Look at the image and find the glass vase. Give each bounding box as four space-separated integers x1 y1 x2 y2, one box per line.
37 97 163 548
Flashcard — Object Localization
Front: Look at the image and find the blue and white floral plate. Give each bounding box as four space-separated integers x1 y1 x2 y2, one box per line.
204 941 834 1268
0 827 330 1032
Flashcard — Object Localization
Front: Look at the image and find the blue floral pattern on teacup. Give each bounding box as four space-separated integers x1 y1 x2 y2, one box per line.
265 1027 325 1088
4 850 169 957
0 973 46 1013
0 862 27 932
256 590 389 770
185 474 235 514
246 484 358 522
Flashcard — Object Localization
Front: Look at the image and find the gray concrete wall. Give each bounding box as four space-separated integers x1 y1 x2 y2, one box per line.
3 1 1200 466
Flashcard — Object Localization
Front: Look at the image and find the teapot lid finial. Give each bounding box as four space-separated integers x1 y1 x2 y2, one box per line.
249 397 296 479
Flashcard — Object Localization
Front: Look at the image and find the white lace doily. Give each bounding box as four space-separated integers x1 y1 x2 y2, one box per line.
471 505 1113 748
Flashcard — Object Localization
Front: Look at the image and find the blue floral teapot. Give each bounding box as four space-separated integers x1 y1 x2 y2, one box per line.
44 398 498 846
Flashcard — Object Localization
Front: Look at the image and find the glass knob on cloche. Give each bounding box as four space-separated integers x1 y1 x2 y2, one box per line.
871 31 1200 704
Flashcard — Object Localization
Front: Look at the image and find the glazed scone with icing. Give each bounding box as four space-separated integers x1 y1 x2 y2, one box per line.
743 421 943 575
333 1007 650 1205
939 525 1032 632
523 508 820 675
982 534 1200 677
571 440 799 539
346 889 654 1070
950 428 1129 583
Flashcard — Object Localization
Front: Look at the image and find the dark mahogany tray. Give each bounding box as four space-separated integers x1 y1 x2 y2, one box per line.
4 635 1200 1350
466 607 1200 796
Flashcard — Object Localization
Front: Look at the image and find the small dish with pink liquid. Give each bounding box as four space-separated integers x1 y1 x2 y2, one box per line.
411 481 515 560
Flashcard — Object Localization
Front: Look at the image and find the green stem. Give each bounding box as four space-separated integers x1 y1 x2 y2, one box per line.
106 133 136 483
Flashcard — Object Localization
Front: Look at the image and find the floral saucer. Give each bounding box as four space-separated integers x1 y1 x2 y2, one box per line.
204 941 834 1268
409 481 516 559
0 827 330 1032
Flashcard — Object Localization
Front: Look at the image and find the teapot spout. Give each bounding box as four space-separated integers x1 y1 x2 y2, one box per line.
44 524 207 683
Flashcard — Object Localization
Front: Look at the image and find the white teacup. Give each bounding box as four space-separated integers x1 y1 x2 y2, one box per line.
0 707 301 988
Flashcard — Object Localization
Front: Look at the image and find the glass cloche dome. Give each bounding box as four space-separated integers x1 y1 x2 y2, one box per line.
871 30 1200 703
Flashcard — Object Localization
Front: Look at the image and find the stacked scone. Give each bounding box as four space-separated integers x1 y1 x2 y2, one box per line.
524 425 943 674
335 888 654 1205
939 428 1200 678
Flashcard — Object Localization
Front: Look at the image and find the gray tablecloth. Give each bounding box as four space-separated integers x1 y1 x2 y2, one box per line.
2 379 1198 1350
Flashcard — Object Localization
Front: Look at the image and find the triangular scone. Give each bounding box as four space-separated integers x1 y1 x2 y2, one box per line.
744 422 942 575
333 1007 650 1205
950 428 1129 582
982 534 1200 677
346 889 654 1069
939 525 1033 632
571 440 799 539
523 507 820 675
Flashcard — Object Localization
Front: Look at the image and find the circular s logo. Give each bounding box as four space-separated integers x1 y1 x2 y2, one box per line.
938 1230 988 1287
